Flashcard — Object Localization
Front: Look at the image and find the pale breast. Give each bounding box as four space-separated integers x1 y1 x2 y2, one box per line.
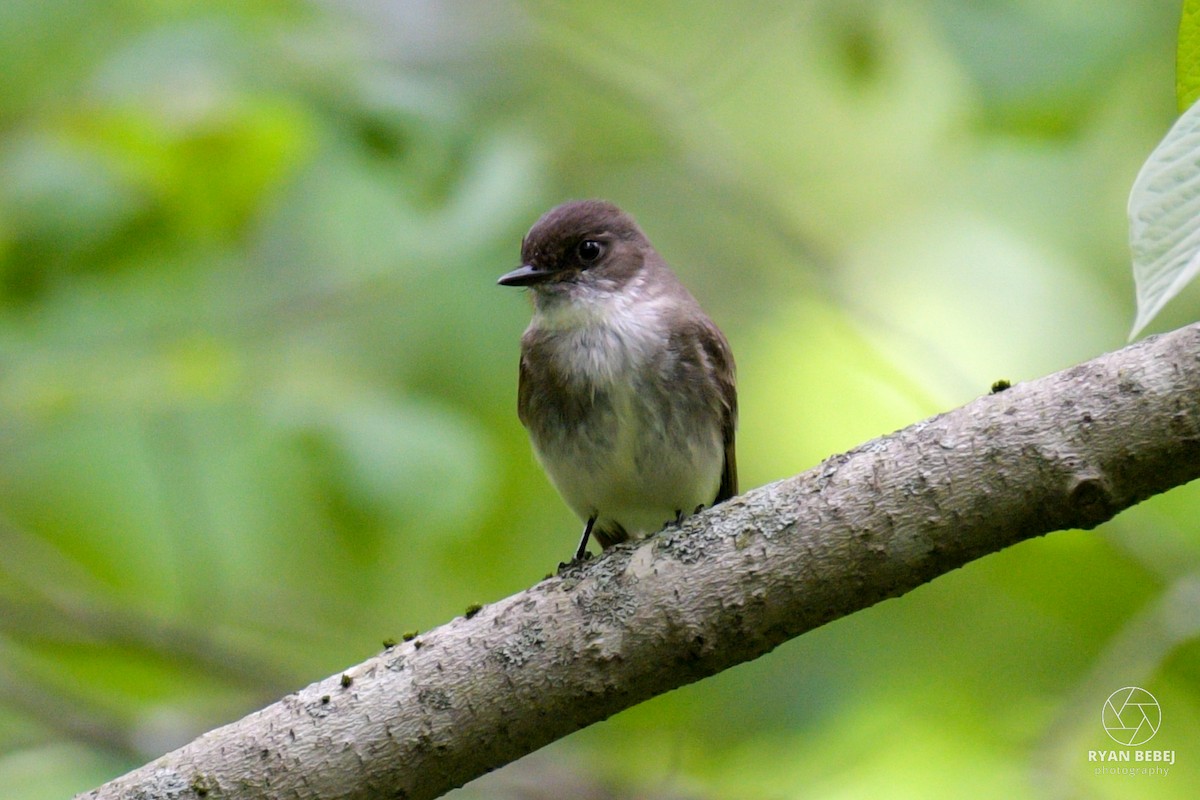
520 293 725 538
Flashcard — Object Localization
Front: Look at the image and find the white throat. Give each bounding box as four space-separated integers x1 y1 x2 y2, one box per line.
530 275 670 385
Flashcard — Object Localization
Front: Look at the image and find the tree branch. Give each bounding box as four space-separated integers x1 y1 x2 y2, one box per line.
78 323 1200 800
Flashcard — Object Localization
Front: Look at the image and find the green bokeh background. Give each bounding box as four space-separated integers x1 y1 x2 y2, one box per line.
1 1 1198 798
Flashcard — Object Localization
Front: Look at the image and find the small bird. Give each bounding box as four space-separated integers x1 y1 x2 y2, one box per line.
498 200 737 561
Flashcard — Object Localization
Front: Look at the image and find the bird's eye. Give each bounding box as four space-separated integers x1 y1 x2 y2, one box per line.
577 240 604 264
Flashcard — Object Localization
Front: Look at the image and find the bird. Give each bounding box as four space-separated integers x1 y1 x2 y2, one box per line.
498 200 737 561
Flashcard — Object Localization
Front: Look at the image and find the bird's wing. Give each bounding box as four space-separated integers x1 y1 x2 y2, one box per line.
699 317 738 503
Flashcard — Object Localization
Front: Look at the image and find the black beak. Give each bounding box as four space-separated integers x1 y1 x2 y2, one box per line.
497 264 554 287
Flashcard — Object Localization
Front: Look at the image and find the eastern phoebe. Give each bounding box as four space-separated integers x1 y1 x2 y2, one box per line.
499 200 737 561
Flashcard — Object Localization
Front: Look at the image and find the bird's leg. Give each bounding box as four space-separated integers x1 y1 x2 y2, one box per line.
660 509 685 532
574 516 596 562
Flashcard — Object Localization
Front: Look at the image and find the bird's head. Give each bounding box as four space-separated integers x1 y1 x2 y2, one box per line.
498 200 652 302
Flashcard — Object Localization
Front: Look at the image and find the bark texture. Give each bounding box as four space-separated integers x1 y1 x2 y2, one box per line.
79 323 1200 800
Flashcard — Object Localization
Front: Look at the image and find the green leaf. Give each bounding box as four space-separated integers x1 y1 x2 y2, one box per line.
1180 0 1200 111
1128 93 1200 339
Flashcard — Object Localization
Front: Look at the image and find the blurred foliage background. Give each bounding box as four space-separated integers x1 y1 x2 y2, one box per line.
1 0 1198 798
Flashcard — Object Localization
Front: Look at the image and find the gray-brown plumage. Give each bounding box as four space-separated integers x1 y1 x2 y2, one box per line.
499 200 737 560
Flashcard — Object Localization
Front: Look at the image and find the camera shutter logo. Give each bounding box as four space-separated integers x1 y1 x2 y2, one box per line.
1102 687 1161 746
